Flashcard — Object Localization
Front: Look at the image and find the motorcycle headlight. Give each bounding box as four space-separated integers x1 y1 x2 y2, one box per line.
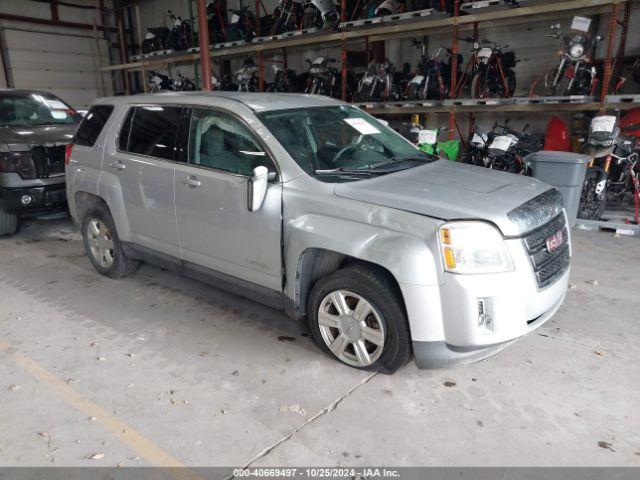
569 44 584 59
438 222 514 274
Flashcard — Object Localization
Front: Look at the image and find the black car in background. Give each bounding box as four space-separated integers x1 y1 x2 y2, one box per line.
0 89 81 236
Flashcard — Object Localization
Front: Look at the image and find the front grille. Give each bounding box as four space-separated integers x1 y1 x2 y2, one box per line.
522 213 570 288
31 145 66 178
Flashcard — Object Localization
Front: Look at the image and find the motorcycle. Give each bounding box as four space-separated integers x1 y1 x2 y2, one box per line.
410 125 460 161
407 42 461 100
578 115 640 222
304 57 339 97
227 7 257 42
375 0 405 16
464 121 543 174
266 64 298 92
141 18 171 54
233 58 258 92
171 72 196 91
148 71 173 92
354 59 401 102
467 38 517 99
271 0 338 34
541 22 603 96
166 10 195 51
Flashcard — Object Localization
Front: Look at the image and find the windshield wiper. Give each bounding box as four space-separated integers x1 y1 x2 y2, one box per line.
314 168 384 176
364 155 436 170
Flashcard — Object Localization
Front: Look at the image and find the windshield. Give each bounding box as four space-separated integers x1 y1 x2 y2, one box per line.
0 92 79 127
257 105 432 181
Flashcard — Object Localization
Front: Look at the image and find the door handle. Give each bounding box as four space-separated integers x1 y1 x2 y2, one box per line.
180 176 202 188
109 160 126 171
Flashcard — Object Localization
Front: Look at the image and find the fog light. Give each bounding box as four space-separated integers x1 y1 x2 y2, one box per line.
21 194 33 206
477 298 494 333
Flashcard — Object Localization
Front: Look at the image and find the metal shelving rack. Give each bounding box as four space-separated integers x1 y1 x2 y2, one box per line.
106 0 638 121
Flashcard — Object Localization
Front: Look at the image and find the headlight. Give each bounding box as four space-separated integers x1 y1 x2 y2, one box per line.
438 221 514 274
0 151 37 179
569 44 584 59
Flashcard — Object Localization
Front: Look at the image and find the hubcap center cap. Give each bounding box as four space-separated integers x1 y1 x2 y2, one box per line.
339 315 362 342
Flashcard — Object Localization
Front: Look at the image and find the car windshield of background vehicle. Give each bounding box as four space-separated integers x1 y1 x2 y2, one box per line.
258 105 432 182
0 93 79 127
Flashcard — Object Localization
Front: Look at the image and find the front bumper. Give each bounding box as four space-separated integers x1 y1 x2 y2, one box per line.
0 183 67 215
401 235 570 369
412 292 566 368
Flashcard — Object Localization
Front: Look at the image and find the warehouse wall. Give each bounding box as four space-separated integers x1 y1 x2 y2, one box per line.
0 0 113 108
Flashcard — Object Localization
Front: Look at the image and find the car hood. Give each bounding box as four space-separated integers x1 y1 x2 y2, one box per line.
333 160 560 237
0 124 76 148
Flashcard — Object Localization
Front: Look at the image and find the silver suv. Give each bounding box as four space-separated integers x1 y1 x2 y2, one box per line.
66 92 570 373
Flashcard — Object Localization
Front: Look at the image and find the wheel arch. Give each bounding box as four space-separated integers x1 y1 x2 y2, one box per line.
288 247 405 322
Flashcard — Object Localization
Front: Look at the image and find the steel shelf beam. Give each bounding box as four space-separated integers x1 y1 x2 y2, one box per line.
101 0 631 73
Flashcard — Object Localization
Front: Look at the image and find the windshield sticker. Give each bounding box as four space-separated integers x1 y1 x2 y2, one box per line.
43 99 68 109
344 118 380 135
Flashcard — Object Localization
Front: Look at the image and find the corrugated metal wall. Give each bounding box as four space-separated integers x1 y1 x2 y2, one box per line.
0 0 113 108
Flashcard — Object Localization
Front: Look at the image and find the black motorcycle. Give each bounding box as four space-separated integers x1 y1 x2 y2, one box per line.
166 10 195 51
141 18 171 53
354 58 401 102
172 72 196 91
542 23 603 96
466 38 517 99
407 42 461 100
579 115 640 221
304 57 339 97
226 7 257 42
148 71 172 92
463 126 492 167
266 65 299 92
485 122 543 174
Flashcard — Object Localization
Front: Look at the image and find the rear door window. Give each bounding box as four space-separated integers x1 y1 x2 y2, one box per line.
73 105 114 147
120 105 183 161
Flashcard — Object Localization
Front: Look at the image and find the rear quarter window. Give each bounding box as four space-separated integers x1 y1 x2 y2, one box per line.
73 105 114 147
118 105 183 161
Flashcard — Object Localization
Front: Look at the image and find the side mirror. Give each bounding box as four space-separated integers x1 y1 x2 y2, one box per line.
248 166 270 212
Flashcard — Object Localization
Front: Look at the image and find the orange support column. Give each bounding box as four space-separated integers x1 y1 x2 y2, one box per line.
449 0 460 140
599 2 619 112
196 0 212 91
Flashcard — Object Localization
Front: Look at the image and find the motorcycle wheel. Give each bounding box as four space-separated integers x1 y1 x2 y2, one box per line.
578 169 608 220
567 68 592 96
407 83 421 101
470 73 484 99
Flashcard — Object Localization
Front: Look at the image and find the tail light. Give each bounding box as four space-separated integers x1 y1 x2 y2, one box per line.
64 143 74 166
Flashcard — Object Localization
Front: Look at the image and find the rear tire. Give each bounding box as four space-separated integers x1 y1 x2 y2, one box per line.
0 206 18 237
307 264 411 374
82 206 139 278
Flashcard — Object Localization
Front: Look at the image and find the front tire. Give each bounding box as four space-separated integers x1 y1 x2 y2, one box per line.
82 206 139 278
0 206 18 237
578 169 607 220
307 265 411 373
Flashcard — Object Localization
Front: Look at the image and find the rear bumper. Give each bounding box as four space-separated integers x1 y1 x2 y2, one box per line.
0 183 67 215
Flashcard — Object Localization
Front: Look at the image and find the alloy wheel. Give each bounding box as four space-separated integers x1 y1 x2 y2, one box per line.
317 290 385 367
86 219 115 269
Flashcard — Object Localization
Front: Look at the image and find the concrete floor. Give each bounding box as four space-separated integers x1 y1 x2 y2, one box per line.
0 217 639 468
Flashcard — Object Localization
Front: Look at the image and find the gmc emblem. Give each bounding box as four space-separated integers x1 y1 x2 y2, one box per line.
546 229 565 253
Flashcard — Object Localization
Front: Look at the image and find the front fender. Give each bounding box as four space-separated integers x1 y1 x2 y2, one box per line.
284 213 441 299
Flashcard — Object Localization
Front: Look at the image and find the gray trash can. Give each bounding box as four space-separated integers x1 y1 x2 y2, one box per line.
525 151 589 228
